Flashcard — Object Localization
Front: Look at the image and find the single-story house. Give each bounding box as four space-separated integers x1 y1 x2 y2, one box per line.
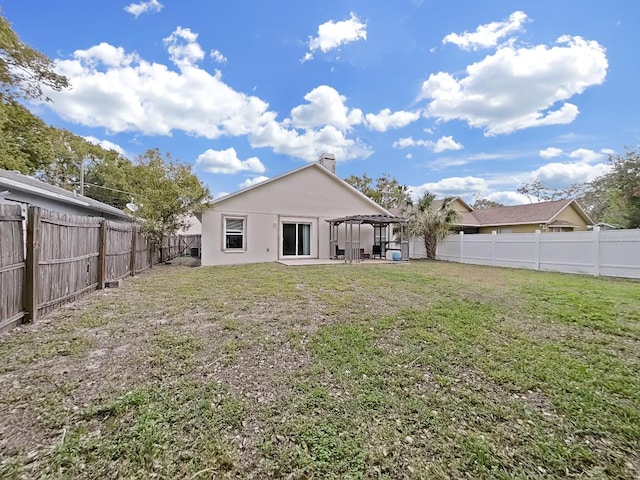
0 168 129 221
441 197 593 234
200 154 405 265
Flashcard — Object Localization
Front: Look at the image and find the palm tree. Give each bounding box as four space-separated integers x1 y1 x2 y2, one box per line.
405 193 460 259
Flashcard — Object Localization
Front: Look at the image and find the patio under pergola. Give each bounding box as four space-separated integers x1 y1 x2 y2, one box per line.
327 214 410 262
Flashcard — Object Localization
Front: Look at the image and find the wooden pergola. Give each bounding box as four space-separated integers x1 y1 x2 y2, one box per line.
327 214 410 262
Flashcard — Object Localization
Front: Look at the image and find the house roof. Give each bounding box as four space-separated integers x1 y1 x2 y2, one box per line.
210 162 391 215
0 168 129 219
468 199 592 227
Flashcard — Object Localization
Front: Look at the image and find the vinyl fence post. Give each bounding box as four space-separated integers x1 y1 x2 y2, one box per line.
24 207 41 323
534 230 541 271
592 226 600 276
492 231 497 266
459 231 464 263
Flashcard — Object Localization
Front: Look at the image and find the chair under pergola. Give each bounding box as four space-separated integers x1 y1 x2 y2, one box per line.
327 214 410 262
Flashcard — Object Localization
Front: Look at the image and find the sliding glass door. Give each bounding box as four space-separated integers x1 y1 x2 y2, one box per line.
282 223 311 256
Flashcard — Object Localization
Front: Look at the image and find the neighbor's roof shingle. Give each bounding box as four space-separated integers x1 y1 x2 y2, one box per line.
469 199 574 226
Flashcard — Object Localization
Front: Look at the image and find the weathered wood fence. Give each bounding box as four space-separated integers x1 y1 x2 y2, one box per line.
0 206 179 333
178 234 201 256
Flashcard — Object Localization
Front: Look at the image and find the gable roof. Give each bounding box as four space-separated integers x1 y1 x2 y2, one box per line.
422 196 593 228
469 199 592 227
211 162 391 215
0 169 129 219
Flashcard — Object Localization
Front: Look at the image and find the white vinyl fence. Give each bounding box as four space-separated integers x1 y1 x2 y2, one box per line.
409 228 640 279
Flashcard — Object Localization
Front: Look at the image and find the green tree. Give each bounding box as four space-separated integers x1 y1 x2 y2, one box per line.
345 173 412 209
472 197 504 209
1 14 69 102
582 147 640 228
517 179 584 203
0 99 56 172
83 154 136 210
404 193 460 259
128 149 212 245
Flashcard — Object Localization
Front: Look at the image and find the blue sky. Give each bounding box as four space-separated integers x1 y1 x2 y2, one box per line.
3 1 639 204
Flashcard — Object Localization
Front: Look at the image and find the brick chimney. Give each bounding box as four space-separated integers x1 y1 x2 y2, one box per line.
318 153 336 174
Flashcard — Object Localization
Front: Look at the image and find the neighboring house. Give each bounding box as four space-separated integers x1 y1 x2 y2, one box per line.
177 214 202 235
0 168 129 221
441 197 593 233
200 154 392 265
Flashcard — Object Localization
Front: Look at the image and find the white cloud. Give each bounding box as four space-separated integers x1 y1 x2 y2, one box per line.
443 11 528 51
290 85 363 132
302 12 367 62
393 137 420 149
47 30 272 139
163 27 205 67
250 122 372 162
43 31 375 164
195 147 266 174
539 147 563 159
364 108 420 132
433 136 464 153
531 161 609 188
420 35 608 135
393 135 463 152
213 191 230 199
83 136 127 156
210 50 227 64
568 148 606 163
239 176 269 189
484 191 530 206
409 176 488 200
124 0 163 18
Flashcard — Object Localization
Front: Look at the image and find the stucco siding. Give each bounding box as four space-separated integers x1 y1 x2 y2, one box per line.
555 206 589 231
479 224 540 234
201 165 386 266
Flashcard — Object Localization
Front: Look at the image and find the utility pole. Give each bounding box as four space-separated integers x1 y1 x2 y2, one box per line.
79 158 86 195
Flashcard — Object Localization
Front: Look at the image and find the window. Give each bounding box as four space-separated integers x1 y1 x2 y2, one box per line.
282 223 311 256
224 217 245 250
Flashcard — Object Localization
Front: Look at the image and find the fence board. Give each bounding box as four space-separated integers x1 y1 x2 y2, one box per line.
36 209 102 316
179 234 201 256
0 204 25 332
2 204 193 334
105 220 134 282
424 228 640 279
135 230 153 274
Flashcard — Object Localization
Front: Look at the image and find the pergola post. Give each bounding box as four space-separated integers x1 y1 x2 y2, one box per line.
326 214 409 263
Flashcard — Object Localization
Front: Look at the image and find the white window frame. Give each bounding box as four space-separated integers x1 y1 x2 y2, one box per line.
222 215 247 252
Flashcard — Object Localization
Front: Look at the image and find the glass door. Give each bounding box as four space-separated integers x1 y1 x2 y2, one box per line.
282 223 311 256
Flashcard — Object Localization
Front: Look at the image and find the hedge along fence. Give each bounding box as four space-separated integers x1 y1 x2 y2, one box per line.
0 206 180 333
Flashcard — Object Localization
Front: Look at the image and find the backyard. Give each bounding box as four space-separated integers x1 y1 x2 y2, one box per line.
0 259 638 479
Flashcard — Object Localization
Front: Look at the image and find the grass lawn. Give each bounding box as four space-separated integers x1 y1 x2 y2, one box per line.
0 259 638 479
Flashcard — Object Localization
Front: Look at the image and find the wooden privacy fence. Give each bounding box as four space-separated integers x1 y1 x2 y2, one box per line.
0 206 180 333
0 204 25 332
178 234 201 256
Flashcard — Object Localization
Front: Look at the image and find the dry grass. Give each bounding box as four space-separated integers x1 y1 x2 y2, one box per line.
0 259 638 479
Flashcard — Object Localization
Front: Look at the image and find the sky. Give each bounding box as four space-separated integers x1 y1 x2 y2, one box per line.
2 1 639 204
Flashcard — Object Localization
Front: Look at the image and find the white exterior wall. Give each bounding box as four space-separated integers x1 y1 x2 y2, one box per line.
409 229 640 279
201 164 387 266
